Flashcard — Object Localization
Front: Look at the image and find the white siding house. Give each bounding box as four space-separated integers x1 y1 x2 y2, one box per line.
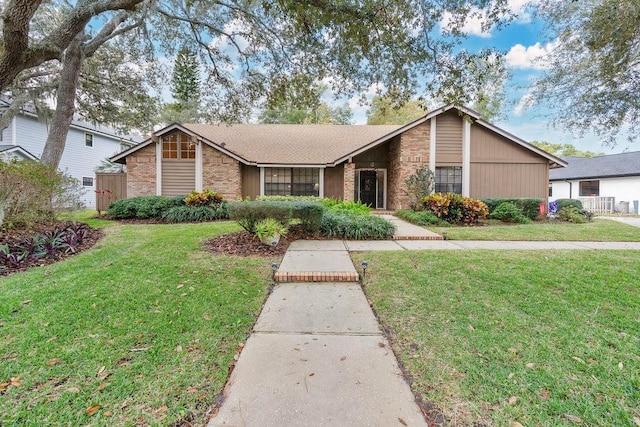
549 152 640 214
0 110 138 207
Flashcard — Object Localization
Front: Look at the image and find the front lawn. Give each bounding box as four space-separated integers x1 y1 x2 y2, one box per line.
429 218 640 241
0 221 273 425
352 250 640 426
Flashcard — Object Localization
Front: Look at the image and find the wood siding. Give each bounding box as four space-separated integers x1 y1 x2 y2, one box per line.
161 160 195 196
242 165 260 199
469 124 548 199
95 173 127 212
324 165 344 199
354 141 390 169
435 110 463 164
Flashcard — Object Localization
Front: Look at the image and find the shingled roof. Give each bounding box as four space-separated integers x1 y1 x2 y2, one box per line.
549 151 640 181
181 123 401 165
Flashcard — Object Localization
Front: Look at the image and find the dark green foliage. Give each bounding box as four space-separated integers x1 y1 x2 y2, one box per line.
161 203 229 223
320 211 394 240
228 201 294 233
489 202 531 224
403 167 435 210
395 209 448 227
558 206 590 223
423 193 489 225
481 198 544 220
108 196 184 219
555 198 583 211
291 201 325 233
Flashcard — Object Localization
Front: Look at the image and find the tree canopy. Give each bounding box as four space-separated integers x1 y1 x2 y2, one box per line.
532 0 640 146
366 96 426 125
530 141 605 158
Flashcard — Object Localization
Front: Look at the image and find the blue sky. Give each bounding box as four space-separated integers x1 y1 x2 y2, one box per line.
339 3 631 155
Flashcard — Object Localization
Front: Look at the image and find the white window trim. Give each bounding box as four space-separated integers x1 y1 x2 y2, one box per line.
462 119 471 197
429 117 436 172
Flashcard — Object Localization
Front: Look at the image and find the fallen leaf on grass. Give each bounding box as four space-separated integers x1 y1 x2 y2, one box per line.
508 347 518 354
203 314 211 320
526 363 535 369
564 414 583 423
22 300 32 305
1 377 22 390
633 416 640 426
177 284 184 289
66 387 80 393
538 389 550 400
572 357 585 364
618 362 624 370
508 396 518 405
511 422 525 427
130 347 151 352
175 345 183 352
46 358 62 366
96 382 110 391
508 373 515 379
85 405 102 416
104 411 113 417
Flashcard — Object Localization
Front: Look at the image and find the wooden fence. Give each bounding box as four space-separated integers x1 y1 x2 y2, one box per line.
578 196 615 214
95 173 127 213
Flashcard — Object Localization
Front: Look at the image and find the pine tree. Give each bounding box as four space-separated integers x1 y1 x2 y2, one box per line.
171 47 200 105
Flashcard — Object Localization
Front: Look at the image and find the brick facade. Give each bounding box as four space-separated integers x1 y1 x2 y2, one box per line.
387 122 430 210
202 144 242 201
126 143 157 197
343 163 356 201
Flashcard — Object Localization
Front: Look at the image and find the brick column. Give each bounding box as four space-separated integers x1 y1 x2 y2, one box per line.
343 163 355 202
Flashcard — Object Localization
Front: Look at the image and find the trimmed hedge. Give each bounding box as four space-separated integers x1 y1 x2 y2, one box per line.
395 209 448 227
489 202 531 224
481 198 544 220
108 196 185 219
320 211 394 240
555 198 583 211
161 203 229 223
228 200 325 233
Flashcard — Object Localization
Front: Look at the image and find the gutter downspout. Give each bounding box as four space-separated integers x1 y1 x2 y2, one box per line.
565 180 572 199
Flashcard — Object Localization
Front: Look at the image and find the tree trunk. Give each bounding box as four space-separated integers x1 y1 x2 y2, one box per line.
40 33 85 169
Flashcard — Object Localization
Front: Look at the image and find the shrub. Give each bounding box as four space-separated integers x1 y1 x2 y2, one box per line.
422 192 488 224
481 198 544 220
108 196 183 219
184 189 223 207
395 209 448 227
489 202 531 224
161 203 229 223
328 200 371 215
403 167 435 210
558 206 589 223
228 201 293 233
290 201 325 233
0 159 84 228
556 198 583 211
254 218 289 240
320 211 394 240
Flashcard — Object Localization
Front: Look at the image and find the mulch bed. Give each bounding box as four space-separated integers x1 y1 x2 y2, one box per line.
0 222 104 277
205 225 332 257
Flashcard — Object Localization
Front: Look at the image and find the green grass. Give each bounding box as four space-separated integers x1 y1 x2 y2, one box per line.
429 218 640 241
57 209 116 228
352 251 640 426
0 221 274 425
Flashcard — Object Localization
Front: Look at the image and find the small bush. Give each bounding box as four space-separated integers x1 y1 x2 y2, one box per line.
481 198 544 220
108 196 183 219
290 201 325 233
185 190 223 207
161 203 229 223
422 193 488 224
329 200 371 215
558 206 590 223
395 210 448 227
556 199 583 211
403 167 435 210
489 202 531 224
228 201 293 233
320 211 394 240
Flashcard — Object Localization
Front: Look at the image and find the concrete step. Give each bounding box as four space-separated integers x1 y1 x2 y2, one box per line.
274 241 359 282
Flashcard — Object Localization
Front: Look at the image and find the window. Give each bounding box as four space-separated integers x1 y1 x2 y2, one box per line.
162 131 195 159
264 168 320 196
435 166 462 194
579 180 599 196
82 177 94 187
85 133 94 147
549 184 553 197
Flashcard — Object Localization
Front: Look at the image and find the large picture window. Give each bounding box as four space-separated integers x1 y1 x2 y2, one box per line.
579 180 599 196
435 166 462 194
162 132 195 159
264 168 320 196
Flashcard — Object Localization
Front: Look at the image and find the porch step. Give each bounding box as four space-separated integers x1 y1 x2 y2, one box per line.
274 241 359 283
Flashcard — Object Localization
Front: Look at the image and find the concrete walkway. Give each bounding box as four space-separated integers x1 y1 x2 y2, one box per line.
598 216 640 228
209 242 427 426
378 214 442 240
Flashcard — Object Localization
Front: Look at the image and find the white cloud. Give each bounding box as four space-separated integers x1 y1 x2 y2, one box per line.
514 92 536 116
505 42 556 69
441 9 491 38
508 0 537 23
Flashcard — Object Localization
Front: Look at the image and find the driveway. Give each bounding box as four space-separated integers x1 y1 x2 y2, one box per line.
598 216 640 228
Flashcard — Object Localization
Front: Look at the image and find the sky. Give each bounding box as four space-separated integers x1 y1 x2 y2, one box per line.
336 1 632 155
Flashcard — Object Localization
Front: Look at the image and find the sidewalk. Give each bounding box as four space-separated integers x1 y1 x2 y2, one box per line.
209 241 427 426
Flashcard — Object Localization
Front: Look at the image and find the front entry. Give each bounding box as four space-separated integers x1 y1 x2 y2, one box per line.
356 169 386 209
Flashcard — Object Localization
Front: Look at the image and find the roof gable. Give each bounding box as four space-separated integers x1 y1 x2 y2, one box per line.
0 144 39 161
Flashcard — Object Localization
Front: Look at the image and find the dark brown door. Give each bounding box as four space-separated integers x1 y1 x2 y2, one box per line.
359 170 377 207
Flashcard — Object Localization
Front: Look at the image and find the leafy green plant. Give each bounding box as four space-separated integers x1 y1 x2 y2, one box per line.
161 203 229 223
320 211 394 239
254 218 289 240
395 209 449 227
481 198 544 220
489 202 532 224
558 206 590 223
328 200 371 215
228 201 293 232
555 198 583 211
423 192 488 224
403 166 435 210
108 196 184 219
184 189 224 207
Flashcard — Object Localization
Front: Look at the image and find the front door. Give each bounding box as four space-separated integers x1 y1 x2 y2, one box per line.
359 170 377 207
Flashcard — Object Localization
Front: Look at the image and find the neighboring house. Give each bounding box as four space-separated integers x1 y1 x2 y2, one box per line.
0 105 139 207
0 144 39 161
549 152 640 214
111 105 566 210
